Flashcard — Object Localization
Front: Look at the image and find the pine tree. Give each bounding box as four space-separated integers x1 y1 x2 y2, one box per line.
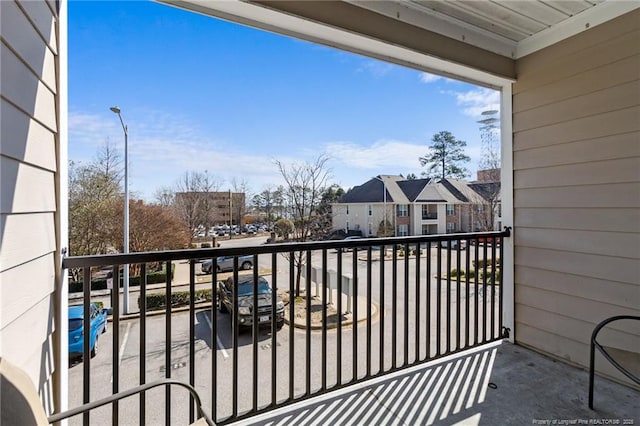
419 131 470 179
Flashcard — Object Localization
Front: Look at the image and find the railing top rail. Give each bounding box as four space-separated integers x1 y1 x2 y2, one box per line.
62 228 511 269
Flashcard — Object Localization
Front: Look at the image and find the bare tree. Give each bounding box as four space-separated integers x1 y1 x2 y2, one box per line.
69 142 122 257
174 172 204 241
153 186 175 208
275 155 331 295
231 177 251 228
173 171 223 241
198 170 223 238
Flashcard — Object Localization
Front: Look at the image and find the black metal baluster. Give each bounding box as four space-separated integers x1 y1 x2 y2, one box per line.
392 245 397 368
139 263 147 426
379 244 385 373
83 267 91 426
465 241 471 349
306 250 312 395
288 252 295 401
456 240 461 351
491 241 497 340
337 250 343 385
112 265 120 426
436 243 442 356
474 240 480 345
252 256 259 413
426 242 431 359
322 249 328 391
403 243 409 366
482 242 488 343
499 235 505 336
211 257 217 422
366 247 372 377
271 253 277 407
189 261 196 424
446 244 452 354
415 243 421 362
232 258 239 418
165 260 172 425
352 247 358 381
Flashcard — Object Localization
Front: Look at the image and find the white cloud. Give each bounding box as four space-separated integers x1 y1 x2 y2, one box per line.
419 72 458 84
420 72 442 83
68 110 296 199
324 139 426 172
450 87 500 117
357 60 395 78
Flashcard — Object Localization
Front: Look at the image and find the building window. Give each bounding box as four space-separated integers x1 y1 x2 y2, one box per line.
447 223 455 232
397 204 409 217
398 224 409 236
446 204 455 216
368 204 372 216
476 204 484 213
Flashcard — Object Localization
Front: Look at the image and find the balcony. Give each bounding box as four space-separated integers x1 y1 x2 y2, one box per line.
422 212 438 220
58 231 638 424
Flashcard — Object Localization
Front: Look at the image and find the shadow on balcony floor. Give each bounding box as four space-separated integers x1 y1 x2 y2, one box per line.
234 341 639 426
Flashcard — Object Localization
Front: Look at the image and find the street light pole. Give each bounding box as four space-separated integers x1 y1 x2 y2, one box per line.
110 106 130 314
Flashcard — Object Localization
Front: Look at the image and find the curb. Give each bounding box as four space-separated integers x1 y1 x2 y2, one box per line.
284 301 380 331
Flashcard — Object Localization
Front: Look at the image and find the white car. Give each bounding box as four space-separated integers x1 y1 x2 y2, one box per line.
201 255 253 273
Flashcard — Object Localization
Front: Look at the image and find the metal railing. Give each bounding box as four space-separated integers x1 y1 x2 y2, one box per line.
61 229 510 425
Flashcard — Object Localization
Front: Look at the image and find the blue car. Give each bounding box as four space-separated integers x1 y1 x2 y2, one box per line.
68 303 107 358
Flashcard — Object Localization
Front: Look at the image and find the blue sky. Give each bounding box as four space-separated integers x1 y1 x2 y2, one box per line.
68 0 499 201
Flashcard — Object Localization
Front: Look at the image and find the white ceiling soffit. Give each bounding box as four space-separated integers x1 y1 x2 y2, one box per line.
159 0 514 88
351 0 640 59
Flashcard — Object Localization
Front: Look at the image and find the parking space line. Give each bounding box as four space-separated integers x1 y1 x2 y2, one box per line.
204 312 229 358
111 322 131 384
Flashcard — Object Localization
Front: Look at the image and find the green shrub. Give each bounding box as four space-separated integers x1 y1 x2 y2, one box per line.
473 258 501 269
467 269 476 278
190 243 198 249
69 264 175 293
141 288 214 310
450 269 465 278
201 243 211 248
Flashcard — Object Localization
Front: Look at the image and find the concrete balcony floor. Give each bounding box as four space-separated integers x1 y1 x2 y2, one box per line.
234 341 639 426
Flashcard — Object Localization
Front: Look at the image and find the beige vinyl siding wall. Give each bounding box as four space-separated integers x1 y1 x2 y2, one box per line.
512 10 640 386
0 0 60 413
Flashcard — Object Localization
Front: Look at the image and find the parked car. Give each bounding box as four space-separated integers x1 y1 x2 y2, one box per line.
439 240 467 250
201 255 253 274
68 303 107 359
476 236 500 246
218 275 284 330
340 235 363 252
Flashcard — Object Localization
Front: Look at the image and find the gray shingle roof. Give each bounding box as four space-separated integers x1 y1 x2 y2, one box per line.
338 178 391 203
397 178 431 202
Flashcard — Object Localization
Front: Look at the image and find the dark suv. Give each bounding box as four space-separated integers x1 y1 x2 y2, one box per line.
218 275 285 330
